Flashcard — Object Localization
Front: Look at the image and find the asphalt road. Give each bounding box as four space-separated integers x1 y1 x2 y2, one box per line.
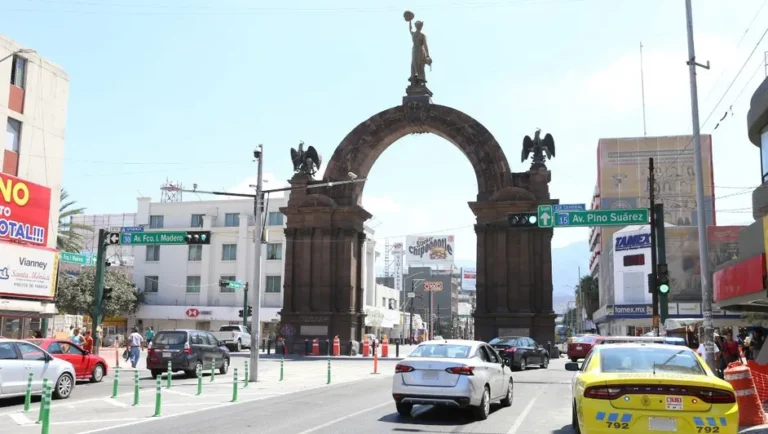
100 358 577 434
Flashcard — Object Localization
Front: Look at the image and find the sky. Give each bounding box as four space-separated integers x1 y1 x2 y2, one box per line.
1 0 764 264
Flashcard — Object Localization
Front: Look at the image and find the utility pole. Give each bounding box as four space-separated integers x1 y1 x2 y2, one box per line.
649 158 659 336
249 145 263 383
655 204 669 324
92 229 108 354
242 282 249 328
685 0 715 370
409 282 415 344
429 288 434 339
576 266 582 333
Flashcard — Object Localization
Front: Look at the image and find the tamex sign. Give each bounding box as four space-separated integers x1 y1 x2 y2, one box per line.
0 174 52 246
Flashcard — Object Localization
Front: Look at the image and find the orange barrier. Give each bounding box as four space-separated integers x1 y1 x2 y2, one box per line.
311 338 320 356
724 362 767 426
747 360 768 403
373 349 379 374
332 336 340 356
381 336 389 358
362 337 370 357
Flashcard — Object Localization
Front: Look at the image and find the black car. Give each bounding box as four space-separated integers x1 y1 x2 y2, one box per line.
489 336 550 371
147 329 230 378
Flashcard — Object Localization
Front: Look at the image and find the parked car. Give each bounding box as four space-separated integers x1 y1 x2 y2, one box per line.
567 335 600 362
210 325 251 352
27 339 108 382
147 329 230 378
489 336 550 370
392 340 513 420
0 339 76 400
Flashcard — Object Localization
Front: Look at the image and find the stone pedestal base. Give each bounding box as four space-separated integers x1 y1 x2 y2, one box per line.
474 312 557 346
280 311 364 354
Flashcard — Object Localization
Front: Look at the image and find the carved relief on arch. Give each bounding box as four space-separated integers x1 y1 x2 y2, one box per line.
298 194 338 209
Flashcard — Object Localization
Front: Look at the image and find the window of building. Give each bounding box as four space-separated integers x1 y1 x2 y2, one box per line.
266 276 281 293
10 56 26 89
186 276 201 293
222 244 237 261
761 126 768 183
191 214 204 228
267 243 282 260
6 118 21 152
382 297 386 307
144 276 159 293
188 245 202 261
224 213 240 227
146 245 160 262
149 215 164 229
623 254 645 267
220 275 236 293
267 212 284 226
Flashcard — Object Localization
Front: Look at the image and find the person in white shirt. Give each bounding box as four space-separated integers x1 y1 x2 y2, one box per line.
127 327 144 368
697 339 720 369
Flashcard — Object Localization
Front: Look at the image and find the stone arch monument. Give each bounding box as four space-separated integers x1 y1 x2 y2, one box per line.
278 12 559 350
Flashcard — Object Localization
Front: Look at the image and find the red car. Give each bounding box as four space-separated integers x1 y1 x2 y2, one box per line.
566 335 600 362
27 339 108 382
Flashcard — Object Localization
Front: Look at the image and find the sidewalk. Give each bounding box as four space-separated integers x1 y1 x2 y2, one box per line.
0 357 401 434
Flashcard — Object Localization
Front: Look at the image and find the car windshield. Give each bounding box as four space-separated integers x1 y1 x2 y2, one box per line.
600 347 705 375
153 332 187 345
489 337 522 346
409 344 472 359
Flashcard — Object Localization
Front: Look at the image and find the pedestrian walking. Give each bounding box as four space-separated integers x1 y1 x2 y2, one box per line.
145 327 155 348
71 328 84 345
127 327 144 368
82 330 94 353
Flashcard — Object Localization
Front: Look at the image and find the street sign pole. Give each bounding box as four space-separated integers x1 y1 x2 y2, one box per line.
242 283 249 328
250 145 263 383
92 229 108 354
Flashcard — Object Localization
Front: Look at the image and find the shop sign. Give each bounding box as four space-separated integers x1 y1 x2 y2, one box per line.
405 235 455 264
713 254 766 302
676 303 701 316
0 174 52 246
0 242 58 300
615 233 651 251
613 304 652 317
186 308 200 318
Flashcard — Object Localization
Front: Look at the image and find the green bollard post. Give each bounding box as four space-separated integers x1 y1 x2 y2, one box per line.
166 360 172 389
111 367 120 398
153 376 162 417
37 378 48 423
24 372 32 412
279 357 284 381
243 360 249 387
327 359 331 385
232 368 238 402
210 357 216 382
133 369 140 406
40 385 51 434
196 364 202 396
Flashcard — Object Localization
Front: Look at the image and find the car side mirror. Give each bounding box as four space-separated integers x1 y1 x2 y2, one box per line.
565 362 580 371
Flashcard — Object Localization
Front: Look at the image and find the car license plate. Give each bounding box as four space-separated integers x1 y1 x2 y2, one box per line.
576 346 583 350
665 396 683 410
422 371 439 380
648 417 677 432
162 351 171 358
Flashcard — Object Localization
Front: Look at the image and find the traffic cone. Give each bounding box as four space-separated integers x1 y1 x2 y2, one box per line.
724 362 767 426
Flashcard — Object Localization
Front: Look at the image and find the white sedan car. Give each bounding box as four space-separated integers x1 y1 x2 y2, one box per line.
0 339 76 400
392 339 513 420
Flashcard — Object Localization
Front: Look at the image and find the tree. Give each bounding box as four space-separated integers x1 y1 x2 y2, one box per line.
576 275 600 320
55 268 144 319
57 189 92 253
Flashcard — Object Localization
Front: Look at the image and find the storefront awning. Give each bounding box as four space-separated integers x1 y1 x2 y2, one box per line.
0 298 57 317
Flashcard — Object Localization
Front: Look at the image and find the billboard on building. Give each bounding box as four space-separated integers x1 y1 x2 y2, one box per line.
598 135 715 227
612 227 653 305
393 242 403 292
0 242 59 300
405 235 455 265
0 173 52 246
461 267 476 291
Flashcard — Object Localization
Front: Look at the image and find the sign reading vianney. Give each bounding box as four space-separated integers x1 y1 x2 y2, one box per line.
0 242 58 300
405 235 454 265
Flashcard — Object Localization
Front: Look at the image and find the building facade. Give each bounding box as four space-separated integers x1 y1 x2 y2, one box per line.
0 35 68 338
130 194 379 343
714 76 768 314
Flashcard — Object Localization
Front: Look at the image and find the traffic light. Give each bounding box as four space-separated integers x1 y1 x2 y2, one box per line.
185 231 211 245
657 263 669 294
238 309 244 318
247 305 253 316
507 212 538 227
103 286 113 304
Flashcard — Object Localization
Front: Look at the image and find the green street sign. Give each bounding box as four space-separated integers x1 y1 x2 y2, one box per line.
553 208 649 227
60 252 94 266
226 280 244 289
122 231 189 245
537 205 553 228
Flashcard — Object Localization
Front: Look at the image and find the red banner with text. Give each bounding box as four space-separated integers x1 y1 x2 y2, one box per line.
0 173 52 246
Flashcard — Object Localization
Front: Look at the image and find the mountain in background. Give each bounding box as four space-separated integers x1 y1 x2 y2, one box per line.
379 239 590 314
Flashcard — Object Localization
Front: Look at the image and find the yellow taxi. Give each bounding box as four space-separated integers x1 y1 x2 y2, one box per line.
567 343 738 434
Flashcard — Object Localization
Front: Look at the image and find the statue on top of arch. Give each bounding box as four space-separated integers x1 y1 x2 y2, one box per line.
521 129 556 171
404 10 433 97
290 141 323 177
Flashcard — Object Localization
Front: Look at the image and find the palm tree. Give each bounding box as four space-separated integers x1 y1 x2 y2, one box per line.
576 275 599 320
57 189 92 252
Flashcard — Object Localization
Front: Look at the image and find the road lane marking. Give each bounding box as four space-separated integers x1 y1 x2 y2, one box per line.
295 401 392 434
506 387 545 434
8 413 33 425
102 398 128 408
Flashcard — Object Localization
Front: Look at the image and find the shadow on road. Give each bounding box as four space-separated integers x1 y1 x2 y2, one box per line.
376 404 509 427
551 424 575 433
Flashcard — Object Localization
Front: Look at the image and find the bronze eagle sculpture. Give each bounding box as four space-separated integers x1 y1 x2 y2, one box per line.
521 129 555 170
290 141 322 177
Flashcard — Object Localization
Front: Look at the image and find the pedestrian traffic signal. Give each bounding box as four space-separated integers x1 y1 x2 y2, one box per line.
238 309 244 318
657 263 670 294
507 212 538 227
185 231 211 245
103 286 113 303
247 306 253 316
